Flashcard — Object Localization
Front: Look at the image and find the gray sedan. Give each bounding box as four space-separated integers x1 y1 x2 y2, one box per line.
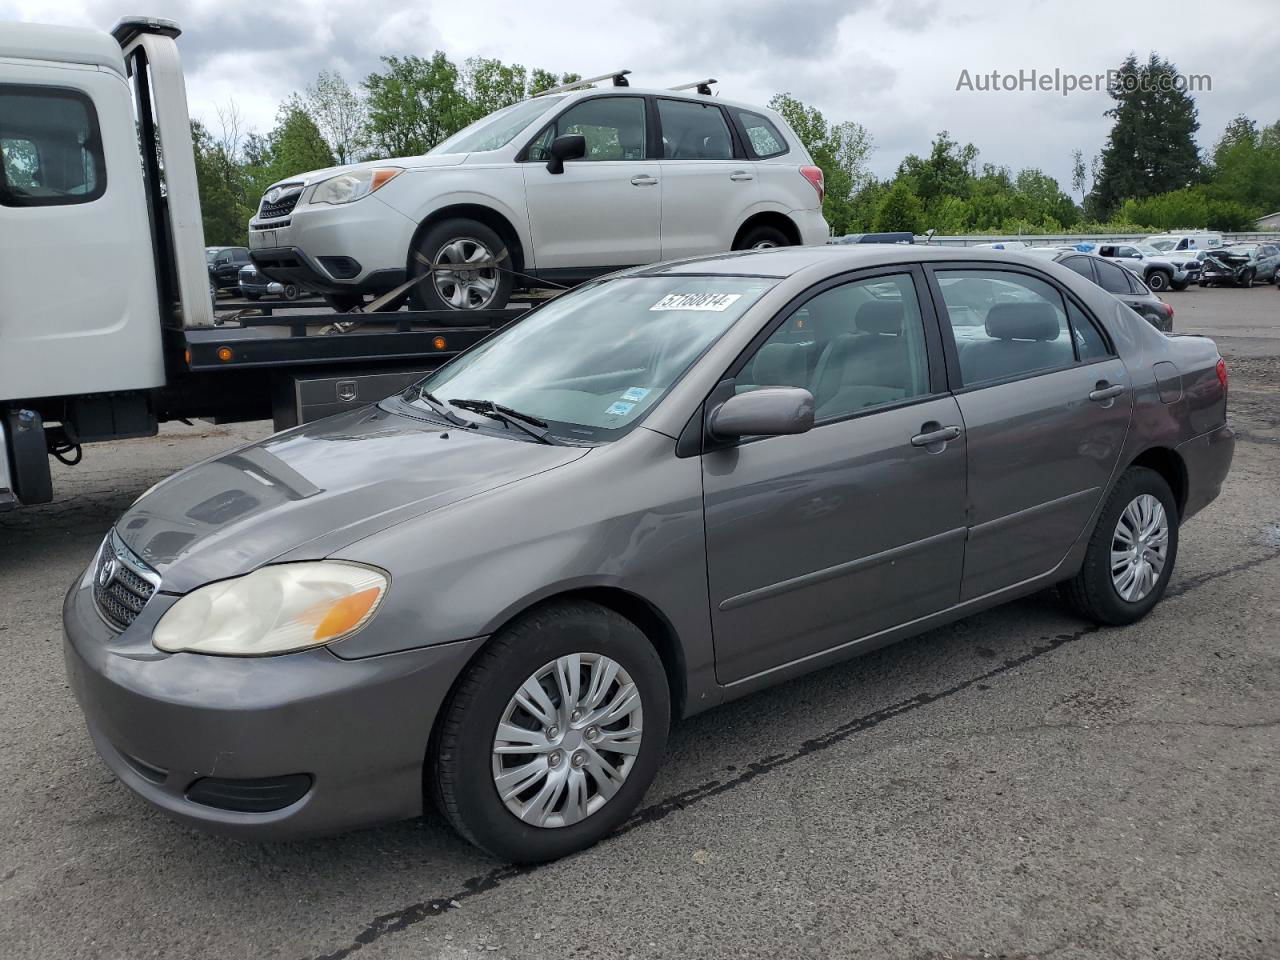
64 245 1234 862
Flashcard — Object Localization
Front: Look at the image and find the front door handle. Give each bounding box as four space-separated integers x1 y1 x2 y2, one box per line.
1089 382 1126 402
630 175 659 186
910 424 962 447
729 171 754 181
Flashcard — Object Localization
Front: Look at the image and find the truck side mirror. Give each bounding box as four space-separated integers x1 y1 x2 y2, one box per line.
546 134 587 175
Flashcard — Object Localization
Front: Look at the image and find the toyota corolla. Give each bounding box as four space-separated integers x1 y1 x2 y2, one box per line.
64 245 1234 862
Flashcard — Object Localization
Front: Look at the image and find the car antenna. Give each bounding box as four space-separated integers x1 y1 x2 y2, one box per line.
534 70 632 97
669 78 717 96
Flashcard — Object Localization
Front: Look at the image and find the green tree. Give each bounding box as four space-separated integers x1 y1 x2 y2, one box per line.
768 93 872 235
872 180 924 233
263 98 335 184
896 131 978 209
191 119 254 245
362 53 470 156
1090 53 1201 218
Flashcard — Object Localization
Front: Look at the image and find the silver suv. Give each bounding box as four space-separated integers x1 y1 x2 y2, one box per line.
248 75 830 311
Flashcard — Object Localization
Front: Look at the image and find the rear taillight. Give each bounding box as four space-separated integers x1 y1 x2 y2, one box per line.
1162 302 1174 319
1216 357 1228 390
800 165 825 203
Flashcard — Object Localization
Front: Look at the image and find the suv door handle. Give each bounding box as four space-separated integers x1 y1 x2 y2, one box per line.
630 175 658 186
729 171 754 181
1088 382 1126 402
910 424 962 447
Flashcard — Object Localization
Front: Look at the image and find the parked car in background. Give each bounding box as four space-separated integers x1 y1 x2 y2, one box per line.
66 245 1231 863
1145 231 1223 253
831 232 914 245
1199 242 1280 287
1024 247 1175 331
1088 243 1189 292
249 75 828 313
238 263 302 301
207 246 250 299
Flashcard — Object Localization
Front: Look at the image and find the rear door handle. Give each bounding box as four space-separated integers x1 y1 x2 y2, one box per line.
1089 383 1126 402
729 171 754 181
910 425 962 447
630 175 659 186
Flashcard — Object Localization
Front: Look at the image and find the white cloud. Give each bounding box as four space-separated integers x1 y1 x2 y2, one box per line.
2 0 1276 192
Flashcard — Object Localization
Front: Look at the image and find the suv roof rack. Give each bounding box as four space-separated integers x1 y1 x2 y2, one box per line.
534 70 632 97
669 78 717 96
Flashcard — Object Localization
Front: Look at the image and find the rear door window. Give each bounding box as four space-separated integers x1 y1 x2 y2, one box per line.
735 110 788 159
657 99 734 160
1093 259 1134 295
0 85 105 206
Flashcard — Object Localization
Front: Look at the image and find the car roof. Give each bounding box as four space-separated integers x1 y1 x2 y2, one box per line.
556 86 777 115
633 244 1059 279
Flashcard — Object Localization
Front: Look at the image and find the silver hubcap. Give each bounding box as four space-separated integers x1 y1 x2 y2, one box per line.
1111 494 1169 602
432 237 499 309
491 653 643 828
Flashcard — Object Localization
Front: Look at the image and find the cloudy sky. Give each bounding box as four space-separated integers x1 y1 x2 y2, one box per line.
5 0 1277 192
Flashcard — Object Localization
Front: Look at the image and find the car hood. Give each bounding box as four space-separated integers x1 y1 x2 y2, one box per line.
115 404 588 593
267 153 469 190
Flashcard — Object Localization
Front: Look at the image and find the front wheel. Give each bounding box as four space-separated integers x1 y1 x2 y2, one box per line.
1237 268 1255 288
733 224 792 251
1061 466 1179 625
1146 269 1171 292
431 601 670 863
409 218 513 316
281 283 301 301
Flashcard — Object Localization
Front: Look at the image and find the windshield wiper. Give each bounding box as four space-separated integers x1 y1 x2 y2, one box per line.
449 398 560 445
401 385 470 427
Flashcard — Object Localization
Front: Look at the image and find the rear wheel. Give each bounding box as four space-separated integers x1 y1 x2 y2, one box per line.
1146 269 1171 292
281 283 301 301
431 600 669 863
1062 466 1179 625
733 224 791 251
409 218 513 316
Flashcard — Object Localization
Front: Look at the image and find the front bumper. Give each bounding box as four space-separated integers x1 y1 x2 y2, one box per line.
63 573 483 839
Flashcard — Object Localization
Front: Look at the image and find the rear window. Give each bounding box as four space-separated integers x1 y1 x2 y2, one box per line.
736 109 788 159
0 85 105 206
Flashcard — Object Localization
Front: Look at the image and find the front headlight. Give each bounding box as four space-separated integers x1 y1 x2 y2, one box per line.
152 562 388 656
309 167 403 205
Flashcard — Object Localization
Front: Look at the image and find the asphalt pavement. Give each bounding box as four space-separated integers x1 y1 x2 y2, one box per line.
1 284 1277 960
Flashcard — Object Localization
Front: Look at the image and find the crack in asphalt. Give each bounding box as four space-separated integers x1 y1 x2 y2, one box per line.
309 548 1280 960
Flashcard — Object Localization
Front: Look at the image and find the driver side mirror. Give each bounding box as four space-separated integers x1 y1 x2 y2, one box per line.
708 387 815 441
546 134 586 175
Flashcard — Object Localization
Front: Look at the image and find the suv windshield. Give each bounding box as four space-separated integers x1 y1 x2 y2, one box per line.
428 97 564 155
395 275 776 442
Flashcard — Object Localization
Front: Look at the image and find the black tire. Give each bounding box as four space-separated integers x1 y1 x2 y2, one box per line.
244 292 261 302
1237 268 1255 288
733 224 791 251
1170 279 1188 291
1145 269 1171 292
431 600 670 863
1062 466 1179 626
281 283 301 301
324 293 365 312
409 217 513 316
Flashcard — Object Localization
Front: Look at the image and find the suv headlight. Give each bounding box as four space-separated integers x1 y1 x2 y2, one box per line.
152 562 388 656
310 167 403 205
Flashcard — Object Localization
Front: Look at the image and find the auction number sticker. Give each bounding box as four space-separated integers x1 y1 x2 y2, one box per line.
649 292 743 312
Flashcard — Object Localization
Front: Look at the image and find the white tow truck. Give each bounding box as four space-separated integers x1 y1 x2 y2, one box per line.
0 17 524 509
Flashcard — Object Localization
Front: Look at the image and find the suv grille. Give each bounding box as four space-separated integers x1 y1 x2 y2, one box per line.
92 530 160 631
258 183 304 220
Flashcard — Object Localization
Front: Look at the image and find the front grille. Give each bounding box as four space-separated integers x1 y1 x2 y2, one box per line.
250 219 290 231
92 530 160 631
258 183 303 220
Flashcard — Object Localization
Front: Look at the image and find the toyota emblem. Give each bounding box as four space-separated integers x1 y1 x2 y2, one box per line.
97 555 117 588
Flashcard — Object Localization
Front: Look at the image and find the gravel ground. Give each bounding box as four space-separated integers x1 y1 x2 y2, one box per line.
1 285 1277 960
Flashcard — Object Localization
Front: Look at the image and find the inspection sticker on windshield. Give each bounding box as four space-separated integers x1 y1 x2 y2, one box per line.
620 387 651 403
605 401 635 417
650 292 742 312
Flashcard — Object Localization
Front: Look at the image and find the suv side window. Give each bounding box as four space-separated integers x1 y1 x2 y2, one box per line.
736 274 931 422
526 96 647 162
656 99 733 160
935 270 1083 386
1093 259 1134 295
735 109 788 159
0 85 105 207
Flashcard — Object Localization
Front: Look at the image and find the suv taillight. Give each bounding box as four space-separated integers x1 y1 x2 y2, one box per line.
1216 357 1228 391
800 166 825 203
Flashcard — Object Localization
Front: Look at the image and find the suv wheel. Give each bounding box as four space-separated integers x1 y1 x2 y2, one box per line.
431 600 669 863
734 224 792 251
1146 269 1171 292
281 283 301 301
1061 466 1179 625
410 218 513 315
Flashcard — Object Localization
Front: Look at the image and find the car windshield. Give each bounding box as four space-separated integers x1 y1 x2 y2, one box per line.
395 275 776 442
428 97 564 155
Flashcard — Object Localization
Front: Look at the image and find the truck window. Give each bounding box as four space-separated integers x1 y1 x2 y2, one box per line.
0 85 106 206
